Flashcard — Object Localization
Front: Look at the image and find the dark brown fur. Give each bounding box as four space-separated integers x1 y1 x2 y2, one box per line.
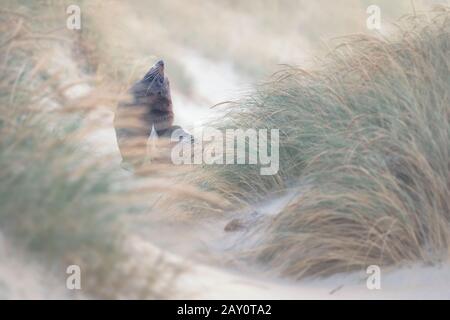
114 60 174 166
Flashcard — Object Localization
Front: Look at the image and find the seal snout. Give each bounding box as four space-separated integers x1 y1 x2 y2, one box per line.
155 60 164 74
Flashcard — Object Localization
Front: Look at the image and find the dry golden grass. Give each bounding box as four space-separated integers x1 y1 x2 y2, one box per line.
201 7 450 278
0 8 211 298
2 2 449 300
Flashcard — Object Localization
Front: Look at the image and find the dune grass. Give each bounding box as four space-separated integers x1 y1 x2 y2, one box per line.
203 7 450 278
3 0 449 293
0 9 190 298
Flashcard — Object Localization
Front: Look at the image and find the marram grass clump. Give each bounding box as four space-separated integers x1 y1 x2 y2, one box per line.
0 10 183 299
206 8 450 278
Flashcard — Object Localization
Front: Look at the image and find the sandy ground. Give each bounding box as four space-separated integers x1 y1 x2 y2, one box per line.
2 227 449 299
0 234 83 299
126 234 450 300
177 262 450 299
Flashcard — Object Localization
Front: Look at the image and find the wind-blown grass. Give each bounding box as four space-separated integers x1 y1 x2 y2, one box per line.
3 0 449 294
0 11 187 299
204 8 450 278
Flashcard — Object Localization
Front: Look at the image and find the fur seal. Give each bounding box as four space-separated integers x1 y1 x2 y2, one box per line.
114 60 191 167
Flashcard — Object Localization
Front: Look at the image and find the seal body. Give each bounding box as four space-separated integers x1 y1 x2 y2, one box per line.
114 60 175 166
114 60 193 167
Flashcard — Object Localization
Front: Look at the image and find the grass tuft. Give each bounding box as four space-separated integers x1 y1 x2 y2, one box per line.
204 8 450 278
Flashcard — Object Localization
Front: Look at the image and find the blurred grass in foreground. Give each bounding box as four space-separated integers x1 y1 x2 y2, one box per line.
0 9 188 299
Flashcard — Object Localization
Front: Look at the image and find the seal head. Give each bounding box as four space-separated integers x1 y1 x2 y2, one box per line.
130 60 174 131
